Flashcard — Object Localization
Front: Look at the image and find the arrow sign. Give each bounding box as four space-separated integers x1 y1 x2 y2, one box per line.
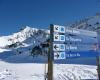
54 34 59 41
54 45 58 49
53 44 65 51
54 25 59 32
53 44 59 51
54 52 59 59
55 36 58 39
54 52 66 59
55 27 58 30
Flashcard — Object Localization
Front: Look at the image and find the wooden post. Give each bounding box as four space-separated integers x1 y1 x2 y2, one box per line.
48 25 53 80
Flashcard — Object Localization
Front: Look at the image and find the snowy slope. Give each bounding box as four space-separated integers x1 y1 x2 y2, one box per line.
69 14 100 31
54 64 98 80
0 37 12 48
0 61 98 80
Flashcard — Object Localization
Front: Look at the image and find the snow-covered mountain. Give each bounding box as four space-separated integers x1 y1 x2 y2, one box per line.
0 26 49 48
69 14 100 31
0 26 50 60
0 26 50 63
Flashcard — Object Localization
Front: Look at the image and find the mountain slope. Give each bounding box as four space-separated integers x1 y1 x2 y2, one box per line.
69 14 100 31
0 26 49 48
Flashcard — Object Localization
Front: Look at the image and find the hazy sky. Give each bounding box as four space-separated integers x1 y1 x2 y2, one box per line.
0 0 100 35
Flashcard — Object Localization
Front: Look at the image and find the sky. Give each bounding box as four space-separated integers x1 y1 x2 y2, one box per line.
0 0 100 36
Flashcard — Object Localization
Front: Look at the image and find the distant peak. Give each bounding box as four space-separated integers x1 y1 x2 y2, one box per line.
23 26 32 31
96 13 100 17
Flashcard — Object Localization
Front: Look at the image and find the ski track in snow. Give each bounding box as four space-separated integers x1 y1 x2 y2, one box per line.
54 64 98 80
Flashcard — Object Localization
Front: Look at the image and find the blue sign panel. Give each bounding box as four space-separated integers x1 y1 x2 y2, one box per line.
66 51 99 58
52 25 99 60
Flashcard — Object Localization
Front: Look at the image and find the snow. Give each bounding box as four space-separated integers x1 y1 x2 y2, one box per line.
0 49 11 53
0 69 11 80
54 64 98 80
0 37 10 48
0 61 45 80
0 61 98 80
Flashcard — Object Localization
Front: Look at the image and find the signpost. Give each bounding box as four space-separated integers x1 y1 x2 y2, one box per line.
48 24 99 80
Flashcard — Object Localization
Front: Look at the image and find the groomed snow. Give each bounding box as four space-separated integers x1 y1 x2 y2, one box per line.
0 60 98 80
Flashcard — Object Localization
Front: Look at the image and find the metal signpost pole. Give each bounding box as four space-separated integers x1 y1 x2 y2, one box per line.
44 63 47 80
48 25 53 80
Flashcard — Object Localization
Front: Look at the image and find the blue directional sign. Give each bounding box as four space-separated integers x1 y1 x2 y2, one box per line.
66 51 99 58
51 24 99 60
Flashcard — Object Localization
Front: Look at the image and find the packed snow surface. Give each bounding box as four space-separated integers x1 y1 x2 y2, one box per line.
0 60 98 80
